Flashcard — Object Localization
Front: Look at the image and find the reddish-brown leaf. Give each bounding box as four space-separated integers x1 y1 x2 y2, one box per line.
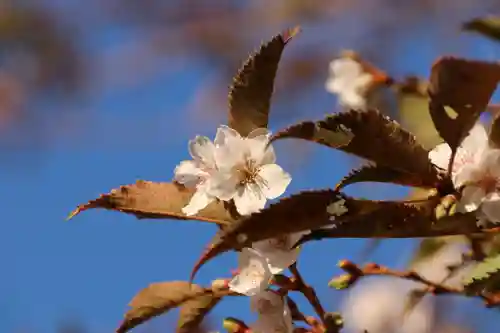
295 208 487 246
116 282 217 333
428 57 500 159
271 109 439 185
489 113 500 149
190 191 383 281
335 163 435 191
67 181 235 226
228 26 300 137
177 291 226 333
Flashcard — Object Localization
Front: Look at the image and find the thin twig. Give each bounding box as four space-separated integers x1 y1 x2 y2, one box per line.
336 260 500 307
290 263 327 324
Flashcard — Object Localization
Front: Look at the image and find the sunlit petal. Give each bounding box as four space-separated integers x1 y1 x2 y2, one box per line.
257 164 292 199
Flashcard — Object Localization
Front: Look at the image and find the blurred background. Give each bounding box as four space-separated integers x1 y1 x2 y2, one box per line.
3 0 500 332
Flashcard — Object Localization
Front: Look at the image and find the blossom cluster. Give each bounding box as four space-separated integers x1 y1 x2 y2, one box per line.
175 125 302 332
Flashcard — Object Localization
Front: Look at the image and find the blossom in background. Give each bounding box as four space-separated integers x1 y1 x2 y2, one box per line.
250 291 293 333
210 125 292 216
174 125 291 216
325 57 373 110
412 242 476 289
228 248 273 296
342 278 435 333
174 135 219 215
428 122 500 226
252 231 307 274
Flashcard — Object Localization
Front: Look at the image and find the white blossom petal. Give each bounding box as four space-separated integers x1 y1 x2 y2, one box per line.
250 291 284 314
252 232 305 274
205 171 239 201
182 189 214 216
256 164 292 199
454 165 483 188
214 125 241 147
429 143 452 171
247 128 271 139
482 149 500 178
460 122 488 153
481 192 500 223
234 183 267 216
188 136 216 168
214 136 247 171
459 186 485 213
228 248 272 296
265 250 300 274
325 78 343 93
174 160 204 187
250 291 293 333
339 90 366 109
246 133 276 165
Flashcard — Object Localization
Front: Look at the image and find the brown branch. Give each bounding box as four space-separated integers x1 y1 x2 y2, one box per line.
334 260 500 307
289 263 327 325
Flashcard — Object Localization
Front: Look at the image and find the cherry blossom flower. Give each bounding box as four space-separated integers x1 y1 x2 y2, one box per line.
174 135 219 216
343 278 435 333
210 125 292 216
412 242 475 289
228 248 273 296
174 125 291 216
250 291 293 333
325 57 373 110
428 122 500 226
252 232 307 274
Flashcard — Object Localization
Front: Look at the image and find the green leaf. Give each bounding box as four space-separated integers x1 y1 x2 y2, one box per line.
335 163 434 191
395 76 442 150
462 16 500 42
271 109 439 186
464 254 500 294
67 181 236 226
228 26 300 137
428 57 500 166
116 281 222 333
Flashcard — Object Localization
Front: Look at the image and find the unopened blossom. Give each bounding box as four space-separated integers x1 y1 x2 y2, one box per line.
210 125 292 216
250 291 293 333
252 231 307 274
325 57 373 110
174 135 219 216
228 248 273 296
428 122 500 226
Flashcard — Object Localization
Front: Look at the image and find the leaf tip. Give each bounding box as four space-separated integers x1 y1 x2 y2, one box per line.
66 206 84 221
283 26 301 44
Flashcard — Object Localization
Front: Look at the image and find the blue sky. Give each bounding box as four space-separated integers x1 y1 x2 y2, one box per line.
3 2 500 333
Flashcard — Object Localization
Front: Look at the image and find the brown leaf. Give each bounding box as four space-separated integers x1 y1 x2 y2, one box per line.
228 26 300 137
117 281 217 333
177 291 225 333
271 109 439 185
335 163 435 191
298 209 491 246
67 181 235 226
190 191 385 281
489 113 500 149
462 16 500 42
428 57 500 161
